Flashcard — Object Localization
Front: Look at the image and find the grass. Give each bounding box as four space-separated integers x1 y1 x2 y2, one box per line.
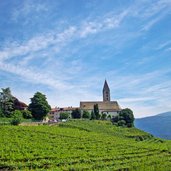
0 117 39 125
0 120 170 170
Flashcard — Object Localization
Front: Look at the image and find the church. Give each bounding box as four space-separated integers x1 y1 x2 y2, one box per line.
80 80 121 117
49 80 121 120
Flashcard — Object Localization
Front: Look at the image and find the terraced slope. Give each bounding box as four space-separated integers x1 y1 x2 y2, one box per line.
0 120 170 170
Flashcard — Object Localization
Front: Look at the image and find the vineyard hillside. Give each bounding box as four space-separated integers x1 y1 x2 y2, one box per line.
0 120 171 170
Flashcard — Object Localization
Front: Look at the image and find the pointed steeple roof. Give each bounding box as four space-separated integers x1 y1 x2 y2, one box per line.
103 80 110 91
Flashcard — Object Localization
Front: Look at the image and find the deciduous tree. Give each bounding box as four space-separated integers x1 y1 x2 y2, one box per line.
112 108 134 127
28 92 51 120
71 108 81 119
0 88 14 117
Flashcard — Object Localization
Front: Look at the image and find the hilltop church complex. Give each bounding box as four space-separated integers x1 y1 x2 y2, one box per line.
49 80 121 120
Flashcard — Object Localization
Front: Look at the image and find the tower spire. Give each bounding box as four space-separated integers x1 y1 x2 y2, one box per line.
103 80 110 102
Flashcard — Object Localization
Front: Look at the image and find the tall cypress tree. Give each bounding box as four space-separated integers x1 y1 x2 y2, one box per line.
94 104 100 120
90 110 96 120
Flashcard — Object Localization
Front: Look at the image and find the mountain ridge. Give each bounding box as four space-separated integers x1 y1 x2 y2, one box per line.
135 111 171 140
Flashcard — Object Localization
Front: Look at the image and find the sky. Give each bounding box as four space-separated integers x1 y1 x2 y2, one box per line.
0 0 171 118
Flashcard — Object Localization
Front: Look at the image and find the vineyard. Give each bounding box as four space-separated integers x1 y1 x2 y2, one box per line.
0 120 171 170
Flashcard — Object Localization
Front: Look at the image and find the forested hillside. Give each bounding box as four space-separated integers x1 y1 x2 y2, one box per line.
135 111 171 140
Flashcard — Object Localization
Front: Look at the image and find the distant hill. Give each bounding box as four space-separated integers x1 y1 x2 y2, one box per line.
135 111 171 140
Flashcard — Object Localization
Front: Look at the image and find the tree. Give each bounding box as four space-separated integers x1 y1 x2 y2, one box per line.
11 110 22 125
94 104 100 120
28 92 51 120
22 110 32 119
59 112 69 120
111 115 119 123
0 88 14 117
117 120 126 127
111 108 134 127
90 110 96 120
0 107 4 117
82 110 90 119
119 108 134 127
71 108 81 119
101 113 107 120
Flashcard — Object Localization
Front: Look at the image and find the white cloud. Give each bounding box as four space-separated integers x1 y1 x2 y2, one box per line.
0 62 69 90
0 26 77 62
11 0 48 22
141 14 164 31
1 0 171 118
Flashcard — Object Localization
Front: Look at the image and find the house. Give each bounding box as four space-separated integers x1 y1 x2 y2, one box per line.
49 106 78 120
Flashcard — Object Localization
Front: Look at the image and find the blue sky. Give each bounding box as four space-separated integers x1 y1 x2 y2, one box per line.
0 0 171 118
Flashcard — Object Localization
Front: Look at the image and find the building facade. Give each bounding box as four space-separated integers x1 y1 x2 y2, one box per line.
80 80 121 117
49 107 78 120
49 80 121 119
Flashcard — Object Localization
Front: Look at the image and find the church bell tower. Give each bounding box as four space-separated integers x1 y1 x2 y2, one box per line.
103 80 110 102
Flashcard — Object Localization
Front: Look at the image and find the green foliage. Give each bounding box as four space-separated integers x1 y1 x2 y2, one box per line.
94 104 100 120
90 110 96 120
0 107 4 117
119 108 134 127
10 110 22 125
28 92 51 120
0 120 170 170
0 88 14 117
59 112 69 119
112 108 134 127
22 110 32 119
117 119 126 126
101 113 107 120
82 110 90 119
107 114 111 119
71 108 81 119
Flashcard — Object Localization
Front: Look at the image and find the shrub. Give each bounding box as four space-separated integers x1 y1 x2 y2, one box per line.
112 115 119 122
82 110 90 119
22 110 32 119
118 120 126 126
59 112 69 120
11 110 22 125
101 113 107 120
107 115 111 119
